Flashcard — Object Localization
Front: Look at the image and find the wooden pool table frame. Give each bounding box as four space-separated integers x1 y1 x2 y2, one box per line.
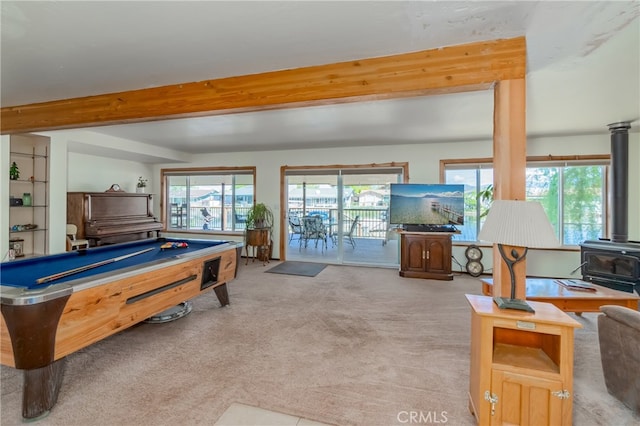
0 240 242 420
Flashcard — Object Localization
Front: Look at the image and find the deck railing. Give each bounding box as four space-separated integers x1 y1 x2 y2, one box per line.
288 208 389 239
169 206 250 231
169 205 391 239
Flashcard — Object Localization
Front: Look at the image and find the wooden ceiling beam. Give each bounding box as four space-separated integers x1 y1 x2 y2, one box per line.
0 37 525 134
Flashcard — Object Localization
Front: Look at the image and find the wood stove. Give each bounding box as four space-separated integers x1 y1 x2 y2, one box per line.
581 122 640 295
581 239 640 294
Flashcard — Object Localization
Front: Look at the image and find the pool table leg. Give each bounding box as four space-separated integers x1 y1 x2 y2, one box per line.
22 358 67 420
213 283 229 306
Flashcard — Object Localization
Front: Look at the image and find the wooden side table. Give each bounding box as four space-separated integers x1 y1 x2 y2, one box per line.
466 294 581 425
245 228 270 265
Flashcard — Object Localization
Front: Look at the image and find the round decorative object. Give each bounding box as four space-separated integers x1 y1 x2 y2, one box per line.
466 260 484 277
106 184 124 192
465 244 483 261
144 301 193 324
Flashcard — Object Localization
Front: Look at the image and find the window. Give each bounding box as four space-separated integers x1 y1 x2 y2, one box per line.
444 157 609 245
162 167 255 233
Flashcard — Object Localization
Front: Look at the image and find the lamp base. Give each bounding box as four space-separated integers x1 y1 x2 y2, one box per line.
493 297 535 313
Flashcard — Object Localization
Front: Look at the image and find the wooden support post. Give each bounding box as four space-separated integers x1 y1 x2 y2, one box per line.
492 78 527 300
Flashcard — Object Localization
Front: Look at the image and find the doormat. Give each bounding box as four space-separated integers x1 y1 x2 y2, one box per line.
266 261 327 277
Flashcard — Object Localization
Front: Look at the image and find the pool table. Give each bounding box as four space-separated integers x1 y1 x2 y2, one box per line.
0 237 242 420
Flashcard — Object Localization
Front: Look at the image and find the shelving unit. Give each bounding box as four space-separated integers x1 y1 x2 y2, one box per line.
8 135 50 258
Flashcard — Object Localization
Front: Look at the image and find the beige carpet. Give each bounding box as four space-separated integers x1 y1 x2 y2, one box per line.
1 262 638 425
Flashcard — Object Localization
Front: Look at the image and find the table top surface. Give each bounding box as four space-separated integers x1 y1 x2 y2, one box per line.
482 277 640 300
1 238 231 289
465 294 582 328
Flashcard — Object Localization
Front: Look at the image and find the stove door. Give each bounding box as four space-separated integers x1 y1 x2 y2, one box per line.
583 251 637 279
582 250 640 294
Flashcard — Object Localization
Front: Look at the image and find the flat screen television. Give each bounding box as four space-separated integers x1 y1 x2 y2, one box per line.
390 183 465 227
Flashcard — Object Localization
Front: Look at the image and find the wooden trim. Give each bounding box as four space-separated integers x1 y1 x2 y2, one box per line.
160 166 257 174
279 162 409 261
1 37 526 134
282 162 409 173
279 166 287 261
440 154 610 181
526 154 610 162
441 154 610 167
440 157 494 168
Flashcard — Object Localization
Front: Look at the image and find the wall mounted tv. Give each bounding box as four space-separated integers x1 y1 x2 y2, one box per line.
390 183 465 227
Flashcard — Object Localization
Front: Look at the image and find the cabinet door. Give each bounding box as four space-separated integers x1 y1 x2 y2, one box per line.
491 370 565 426
425 237 449 273
401 235 426 272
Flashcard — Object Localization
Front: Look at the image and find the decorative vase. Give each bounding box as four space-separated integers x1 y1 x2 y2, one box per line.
22 193 32 206
136 187 145 193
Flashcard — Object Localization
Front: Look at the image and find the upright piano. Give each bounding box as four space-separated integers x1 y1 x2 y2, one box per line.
67 191 163 246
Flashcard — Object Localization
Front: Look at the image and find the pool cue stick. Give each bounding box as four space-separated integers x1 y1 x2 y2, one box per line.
35 247 155 285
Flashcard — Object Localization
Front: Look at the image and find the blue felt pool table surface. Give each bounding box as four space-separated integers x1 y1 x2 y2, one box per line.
1 238 227 289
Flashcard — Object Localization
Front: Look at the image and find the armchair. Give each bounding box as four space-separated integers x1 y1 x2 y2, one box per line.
598 304 640 414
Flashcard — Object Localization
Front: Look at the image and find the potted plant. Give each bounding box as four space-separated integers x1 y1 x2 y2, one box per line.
137 176 148 193
245 203 274 263
10 162 20 180
246 202 274 229
478 184 493 218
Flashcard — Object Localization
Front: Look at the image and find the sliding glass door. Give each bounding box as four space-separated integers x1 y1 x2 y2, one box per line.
284 165 405 266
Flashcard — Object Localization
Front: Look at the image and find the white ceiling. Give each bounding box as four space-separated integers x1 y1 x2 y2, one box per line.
2 1 639 162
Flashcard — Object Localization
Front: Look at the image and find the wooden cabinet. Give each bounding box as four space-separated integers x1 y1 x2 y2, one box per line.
8 134 50 258
466 294 582 426
399 232 453 280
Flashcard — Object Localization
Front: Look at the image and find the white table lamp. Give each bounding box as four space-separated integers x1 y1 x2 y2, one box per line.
478 200 560 313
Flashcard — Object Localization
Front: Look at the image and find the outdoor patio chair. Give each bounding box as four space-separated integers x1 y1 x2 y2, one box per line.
345 215 360 247
327 215 360 248
289 216 303 243
235 213 247 224
301 215 328 251
201 208 213 230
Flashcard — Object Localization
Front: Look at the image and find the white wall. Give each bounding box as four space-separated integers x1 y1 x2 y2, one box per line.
67 152 155 193
13 128 635 278
150 130 638 278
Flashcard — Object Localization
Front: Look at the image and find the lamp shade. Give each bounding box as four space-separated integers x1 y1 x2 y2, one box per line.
478 200 560 248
